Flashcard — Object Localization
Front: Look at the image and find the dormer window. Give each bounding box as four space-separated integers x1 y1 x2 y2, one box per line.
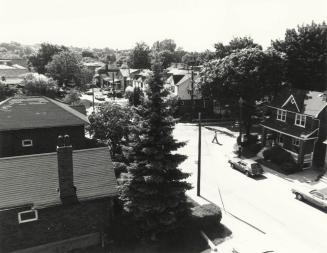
295 114 306 127
22 139 33 147
277 109 287 122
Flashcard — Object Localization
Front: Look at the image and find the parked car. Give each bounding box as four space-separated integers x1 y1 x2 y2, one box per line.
228 157 264 177
85 89 93 95
95 94 106 101
291 185 327 210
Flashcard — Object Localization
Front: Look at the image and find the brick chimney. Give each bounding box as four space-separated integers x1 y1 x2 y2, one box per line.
57 135 77 204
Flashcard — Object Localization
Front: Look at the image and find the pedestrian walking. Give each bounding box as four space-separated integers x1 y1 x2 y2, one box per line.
212 131 222 145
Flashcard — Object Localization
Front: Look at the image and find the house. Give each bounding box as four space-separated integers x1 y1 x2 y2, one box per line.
0 95 118 252
0 60 29 86
83 61 105 73
0 96 90 158
130 69 152 90
260 89 327 169
165 68 213 117
0 138 117 252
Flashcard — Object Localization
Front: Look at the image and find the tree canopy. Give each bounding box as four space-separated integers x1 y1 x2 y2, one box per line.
46 50 92 87
272 21 327 91
28 43 67 74
88 102 134 158
129 42 151 69
200 47 285 133
22 73 58 98
214 37 262 59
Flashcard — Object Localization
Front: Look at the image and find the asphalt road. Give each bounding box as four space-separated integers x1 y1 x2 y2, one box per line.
174 123 327 253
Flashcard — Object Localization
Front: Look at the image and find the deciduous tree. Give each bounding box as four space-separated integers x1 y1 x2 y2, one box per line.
200 47 285 134
28 43 67 74
214 37 262 59
22 73 58 98
272 21 327 91
129 42 151 69
88 102 134 158
46 50 91 87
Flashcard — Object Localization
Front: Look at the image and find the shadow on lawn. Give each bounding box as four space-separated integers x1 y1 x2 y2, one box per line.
109 199 232 253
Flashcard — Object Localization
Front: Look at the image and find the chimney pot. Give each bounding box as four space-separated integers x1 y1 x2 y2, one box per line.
57 134 77 205
58 135 64 147
64 134 71 146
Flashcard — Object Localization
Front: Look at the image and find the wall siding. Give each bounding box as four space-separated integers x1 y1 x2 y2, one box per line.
0 125 86 157
0 199 112 253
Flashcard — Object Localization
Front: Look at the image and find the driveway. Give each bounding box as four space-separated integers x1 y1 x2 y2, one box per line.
174 123 327 253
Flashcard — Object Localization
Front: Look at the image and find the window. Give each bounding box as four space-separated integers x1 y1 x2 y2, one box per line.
311 191 324 200
18 209 38 224
292 138 300 147
22 139 33 147
295 114 306 127
277 109 287 122
277 133 284 147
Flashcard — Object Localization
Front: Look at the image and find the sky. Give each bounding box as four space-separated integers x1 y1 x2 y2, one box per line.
0 0 326 51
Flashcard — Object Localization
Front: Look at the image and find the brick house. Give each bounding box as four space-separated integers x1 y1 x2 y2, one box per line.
261 89 327 169
0 96 91 158
0 96 118 252
0 140 118 252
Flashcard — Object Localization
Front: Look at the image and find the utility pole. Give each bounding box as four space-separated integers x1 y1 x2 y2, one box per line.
197 112 202 196
112 71 115 101
191 65 194 106
92 85 95 112
238 97 243 157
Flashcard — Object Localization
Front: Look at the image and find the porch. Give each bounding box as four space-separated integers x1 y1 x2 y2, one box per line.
260 126 316 168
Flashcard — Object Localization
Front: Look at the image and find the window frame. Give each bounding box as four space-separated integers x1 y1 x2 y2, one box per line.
22 139 33 147
18 209 38 224
276 109 287 122
295 114 306 128
292 138 300 147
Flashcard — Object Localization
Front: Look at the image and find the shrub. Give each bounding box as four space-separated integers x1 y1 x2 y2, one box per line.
281 162 300 174
263 145 295 164
188 204 222 230
246 142 263 155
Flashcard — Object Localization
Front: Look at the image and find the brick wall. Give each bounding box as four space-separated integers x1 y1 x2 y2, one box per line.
0 198 113 252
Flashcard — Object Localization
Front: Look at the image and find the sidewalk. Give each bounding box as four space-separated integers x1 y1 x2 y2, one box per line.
255 150 327 188
188 193 278 253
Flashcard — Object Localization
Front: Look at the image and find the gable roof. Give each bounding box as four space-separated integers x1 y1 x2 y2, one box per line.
271 88 327 117
0 147 118 210
0 96 89 131
281 94 300 112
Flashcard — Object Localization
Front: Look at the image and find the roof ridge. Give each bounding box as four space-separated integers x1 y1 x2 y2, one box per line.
0 147 110 161
45 97 90 125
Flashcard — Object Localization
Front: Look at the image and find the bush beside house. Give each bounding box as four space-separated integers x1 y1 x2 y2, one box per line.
263 145 301 174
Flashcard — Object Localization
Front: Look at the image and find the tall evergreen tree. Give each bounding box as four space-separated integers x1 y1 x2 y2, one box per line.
120 59 191 241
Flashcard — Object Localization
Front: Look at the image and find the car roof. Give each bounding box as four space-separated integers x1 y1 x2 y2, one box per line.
242 159 259 165
318 187 327 195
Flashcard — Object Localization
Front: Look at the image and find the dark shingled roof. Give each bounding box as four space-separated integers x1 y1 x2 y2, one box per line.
0 96 89 131
0 147 117 210
271 88 327 117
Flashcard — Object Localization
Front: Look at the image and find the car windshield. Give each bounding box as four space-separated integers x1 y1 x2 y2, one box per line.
251 163 262 169
319 187 327 199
